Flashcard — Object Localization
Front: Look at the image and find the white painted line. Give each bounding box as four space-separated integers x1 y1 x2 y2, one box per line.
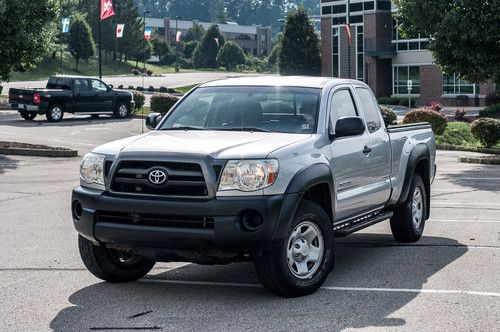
435 177 500 180
430 219 500 223
432 189 478 193
140 279 500 298
432 202 500 207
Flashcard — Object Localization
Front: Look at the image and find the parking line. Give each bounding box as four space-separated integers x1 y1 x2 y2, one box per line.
430 219 500 223
432 202 500 207
139 279 500 297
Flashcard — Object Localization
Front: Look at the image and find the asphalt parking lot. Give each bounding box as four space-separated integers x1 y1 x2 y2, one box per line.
0 113 499 331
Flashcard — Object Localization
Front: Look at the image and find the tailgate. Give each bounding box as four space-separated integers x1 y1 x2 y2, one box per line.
9 89 36 105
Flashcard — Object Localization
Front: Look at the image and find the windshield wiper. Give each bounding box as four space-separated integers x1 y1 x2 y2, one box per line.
209 127 274 133
160 126 205 131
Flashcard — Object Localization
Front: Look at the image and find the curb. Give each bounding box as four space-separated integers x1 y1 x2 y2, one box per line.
436 144 500 155
0 147 78 158
458 156 500 165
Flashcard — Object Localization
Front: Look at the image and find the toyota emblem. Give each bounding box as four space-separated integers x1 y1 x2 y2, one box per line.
148 169 168 185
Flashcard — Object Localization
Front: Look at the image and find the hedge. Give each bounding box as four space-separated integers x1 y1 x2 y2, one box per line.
132 91 145 110
403 109 448 135
380 106 397 126
479 104 500 118
150 93 180 115
470 118 500 147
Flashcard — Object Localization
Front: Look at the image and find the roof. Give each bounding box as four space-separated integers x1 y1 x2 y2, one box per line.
200 76 355 89
50 75 98 79
145 18 268 35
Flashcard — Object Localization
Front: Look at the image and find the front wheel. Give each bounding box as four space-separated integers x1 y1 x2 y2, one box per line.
114 102 130 119
20 111 37 120
46 104 64 122
255 201 334 297
78 235 155 283
390 174 427 243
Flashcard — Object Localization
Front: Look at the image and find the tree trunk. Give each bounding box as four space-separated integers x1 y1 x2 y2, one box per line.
75 58 79 71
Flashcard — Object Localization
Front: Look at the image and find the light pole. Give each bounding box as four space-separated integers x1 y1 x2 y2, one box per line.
347 0 351 79
142 10 150 90
175 16 182 72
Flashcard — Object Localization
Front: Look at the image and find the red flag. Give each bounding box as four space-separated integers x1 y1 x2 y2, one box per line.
176 31 182 43
344 24 352 46
100 0 115 20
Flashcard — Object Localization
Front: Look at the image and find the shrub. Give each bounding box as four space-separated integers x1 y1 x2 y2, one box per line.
132 91 145 109
470 118 500 147
136 86 144 91
403 109 448 135
0 85 3 95
428 102 443 112
148 85 155 92
378 97 400 105
479 104 500 118
132 68 140 76
436 122 478 147
118 84 124 89
380 106 397 126
485 92 500 106
454 108 467 121
150 93 180 115
167 88 177 93
146 69 153 76
399 98 416 108
216 42 246 71
159 86 168 93
128 85 134 90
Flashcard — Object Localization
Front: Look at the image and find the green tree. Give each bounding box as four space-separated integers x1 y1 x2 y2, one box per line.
394 0 500 83
0 0 58 81
217 41 245 71
279 6 321 76
130 38 152 67
152 37 170 64
183 41 199 59
210 0 231 23
68 15 96 71
185 22 205 42
193 24 225 68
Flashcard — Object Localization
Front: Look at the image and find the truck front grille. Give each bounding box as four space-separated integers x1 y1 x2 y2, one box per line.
110 160 208 197
97 211 215 229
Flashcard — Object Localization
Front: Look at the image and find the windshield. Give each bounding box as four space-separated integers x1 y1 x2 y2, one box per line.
158 86 321 134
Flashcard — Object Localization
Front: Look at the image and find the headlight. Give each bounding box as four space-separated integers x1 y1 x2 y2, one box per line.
219 159 279 192
80 153 105 187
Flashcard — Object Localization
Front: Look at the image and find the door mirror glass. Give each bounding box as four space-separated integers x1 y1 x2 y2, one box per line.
108 84 113 90
145 112 162 130
334 116 365 138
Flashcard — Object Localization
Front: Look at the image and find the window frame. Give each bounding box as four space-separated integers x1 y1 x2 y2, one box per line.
392 65 421 97
328 86 362 136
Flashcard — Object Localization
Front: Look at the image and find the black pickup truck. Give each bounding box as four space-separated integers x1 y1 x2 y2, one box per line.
8 75 134 122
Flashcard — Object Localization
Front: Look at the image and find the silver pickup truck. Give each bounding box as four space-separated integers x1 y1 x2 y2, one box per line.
72 76 436 297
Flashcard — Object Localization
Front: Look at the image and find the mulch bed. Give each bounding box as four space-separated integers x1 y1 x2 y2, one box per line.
0 141 68 150
0 141 78 157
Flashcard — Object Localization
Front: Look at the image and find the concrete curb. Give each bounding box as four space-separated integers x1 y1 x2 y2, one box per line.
458 155 500 165
0 147 78 158
436 144 500 155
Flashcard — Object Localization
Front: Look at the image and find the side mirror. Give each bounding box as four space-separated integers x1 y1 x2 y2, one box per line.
108 84 113 90
145 112 162 130
331 116 365 139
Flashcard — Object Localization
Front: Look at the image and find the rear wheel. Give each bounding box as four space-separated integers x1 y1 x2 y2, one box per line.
255 201 334 297
390 174 427 243
19 111 36 120
78 235 155 283
114 102 130 119
46 104 64 122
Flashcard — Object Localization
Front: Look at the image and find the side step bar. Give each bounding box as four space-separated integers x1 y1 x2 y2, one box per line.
334 211 394 237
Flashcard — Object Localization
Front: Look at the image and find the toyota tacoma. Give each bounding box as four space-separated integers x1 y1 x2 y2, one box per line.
72 76 436 297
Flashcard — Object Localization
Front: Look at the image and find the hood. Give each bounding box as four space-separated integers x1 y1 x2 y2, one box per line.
93 130 311 159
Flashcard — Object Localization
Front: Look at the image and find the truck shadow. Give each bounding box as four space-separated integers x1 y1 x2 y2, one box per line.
438 167 500 192
3 115 136 128
50 235 467 331
0 155 20 175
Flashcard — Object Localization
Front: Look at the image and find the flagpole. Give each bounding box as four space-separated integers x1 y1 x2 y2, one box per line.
98 17 102 78
347 0 351 79
60 0 63 75
114 9 118 72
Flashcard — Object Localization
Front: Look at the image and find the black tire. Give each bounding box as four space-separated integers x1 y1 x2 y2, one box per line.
19 111 36 120
78 235 155 283
390 174 427 243
46 104 64 122
255 200 334 297
114 101 130 119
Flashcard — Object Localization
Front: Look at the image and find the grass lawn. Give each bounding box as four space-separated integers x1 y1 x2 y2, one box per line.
436 121 500 149
8 50 195 81
174 84 197 94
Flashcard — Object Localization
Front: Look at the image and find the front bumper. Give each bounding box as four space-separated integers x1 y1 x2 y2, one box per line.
72 186 300 253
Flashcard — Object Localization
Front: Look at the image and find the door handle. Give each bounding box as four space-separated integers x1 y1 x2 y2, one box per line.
363 146 372 154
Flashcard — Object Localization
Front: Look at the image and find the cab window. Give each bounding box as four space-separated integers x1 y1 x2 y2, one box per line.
91 80 108 92
357 88 382 133
329 89 358 131
74 79 90 92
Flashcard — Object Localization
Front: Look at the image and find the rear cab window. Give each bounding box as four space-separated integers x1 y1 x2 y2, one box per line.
356 87 382 133
46 77 72 90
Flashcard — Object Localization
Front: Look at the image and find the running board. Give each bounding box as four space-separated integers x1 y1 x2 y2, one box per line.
334 211 394 237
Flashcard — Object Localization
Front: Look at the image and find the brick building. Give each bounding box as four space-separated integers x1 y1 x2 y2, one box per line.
320 0 496 107
146 18 272 57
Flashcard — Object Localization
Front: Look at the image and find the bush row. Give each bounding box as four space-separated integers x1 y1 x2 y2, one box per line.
150 93 181 115
479 104 500 118
403 109 448 135
118 85 177 94
470 118 500 147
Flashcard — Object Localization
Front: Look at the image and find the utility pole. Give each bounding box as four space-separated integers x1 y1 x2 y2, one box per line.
60 1 64 75
98 17 102 78
347 0 351 79
175 16 182 72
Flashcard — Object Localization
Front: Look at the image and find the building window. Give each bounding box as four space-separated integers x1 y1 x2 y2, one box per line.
322 6 332 15
356 25 364 81
332 27 339 77
393 66 420 95
332 4 347 14
332 16 346 25
442 74 477 95
364 1 375 10
377 0 392 10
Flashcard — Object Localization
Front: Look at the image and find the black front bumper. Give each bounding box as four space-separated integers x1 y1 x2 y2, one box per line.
72 186 301 253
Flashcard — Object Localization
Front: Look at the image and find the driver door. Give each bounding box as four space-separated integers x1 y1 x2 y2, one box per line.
328 86 373 221
91 79 113 112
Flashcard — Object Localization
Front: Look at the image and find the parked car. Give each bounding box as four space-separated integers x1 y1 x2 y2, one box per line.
72 76 436 297
8 75 134 122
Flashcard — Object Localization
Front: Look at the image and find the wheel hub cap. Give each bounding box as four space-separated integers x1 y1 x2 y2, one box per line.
412 187 423 228
287 221 324 279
